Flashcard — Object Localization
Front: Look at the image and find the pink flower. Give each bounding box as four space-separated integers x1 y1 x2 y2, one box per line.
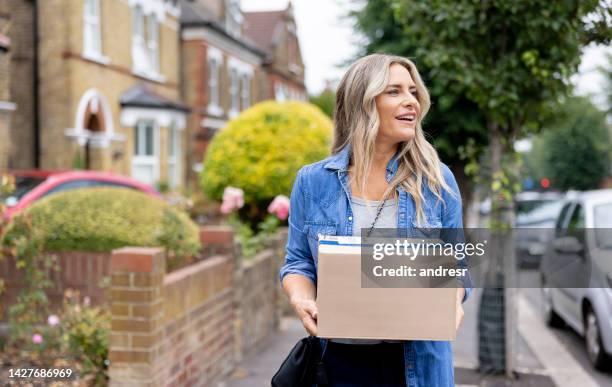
32 333 43 344
221 187 245 214
268 195 290 220
47 315 60 326
83 296 91 306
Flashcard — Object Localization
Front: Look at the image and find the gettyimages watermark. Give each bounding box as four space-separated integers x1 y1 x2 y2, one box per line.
357 228 612 289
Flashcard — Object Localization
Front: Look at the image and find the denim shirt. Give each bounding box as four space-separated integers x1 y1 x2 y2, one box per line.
279 145 472 387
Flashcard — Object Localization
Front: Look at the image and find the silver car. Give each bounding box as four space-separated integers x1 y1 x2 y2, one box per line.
540 189 612 370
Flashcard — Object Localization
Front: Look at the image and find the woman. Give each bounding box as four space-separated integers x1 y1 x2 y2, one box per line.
280 54 472 386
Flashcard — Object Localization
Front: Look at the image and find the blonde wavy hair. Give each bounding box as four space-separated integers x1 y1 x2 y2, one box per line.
333 53 454 226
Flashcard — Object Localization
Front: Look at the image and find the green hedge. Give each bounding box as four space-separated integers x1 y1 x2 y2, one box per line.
12 188 200 269
200 101 333 204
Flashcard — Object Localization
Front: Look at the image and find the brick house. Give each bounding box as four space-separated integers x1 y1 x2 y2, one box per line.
180 0 308 185
243 3 307 103
180 0 268 182
6 0 189 188
3 0 308 190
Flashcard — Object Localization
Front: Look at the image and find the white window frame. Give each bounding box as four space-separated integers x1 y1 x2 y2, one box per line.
275 82 287 102
167 120 181 188
132 5 148 71
225 0 243 37
240 73 251 110
83 0 107 62
227 57 254 115
207 47 223 116
132 120 160 185
228 64 239 118
147 14 159 73
131 4 164 81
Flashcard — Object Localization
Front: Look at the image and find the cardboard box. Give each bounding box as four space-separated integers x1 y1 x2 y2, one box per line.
316 235 457 341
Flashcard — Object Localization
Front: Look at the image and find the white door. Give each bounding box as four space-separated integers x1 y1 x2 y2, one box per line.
132 120 159 186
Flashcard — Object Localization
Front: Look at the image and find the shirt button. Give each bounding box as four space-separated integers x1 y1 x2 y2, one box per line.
348 216 353 221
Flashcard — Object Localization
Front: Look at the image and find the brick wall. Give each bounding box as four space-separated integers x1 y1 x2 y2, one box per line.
0 225 288 385
0 226 239 322
160 256 236 385
0 251 112 320
107 226 288 386
107 247 166 386
239 249 279 354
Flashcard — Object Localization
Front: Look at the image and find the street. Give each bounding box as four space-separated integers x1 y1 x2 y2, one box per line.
519 269 612 387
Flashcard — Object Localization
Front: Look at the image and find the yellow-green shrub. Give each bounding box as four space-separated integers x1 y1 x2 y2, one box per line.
200 101 333 203
17 188 200 269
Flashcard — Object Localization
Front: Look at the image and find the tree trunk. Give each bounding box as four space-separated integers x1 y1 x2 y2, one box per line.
450 163 472 223
478 121 517 377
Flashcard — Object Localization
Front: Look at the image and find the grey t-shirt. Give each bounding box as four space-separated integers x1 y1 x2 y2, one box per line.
351 195 398 236
330 195 400 345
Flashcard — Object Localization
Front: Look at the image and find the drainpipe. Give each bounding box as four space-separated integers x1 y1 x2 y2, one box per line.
32 0 40 168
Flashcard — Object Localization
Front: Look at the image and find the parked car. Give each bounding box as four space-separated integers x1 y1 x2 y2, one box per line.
515 198 564 268
478 190 562 220
2 170 161 220
478 191 564 268
540 189 612 370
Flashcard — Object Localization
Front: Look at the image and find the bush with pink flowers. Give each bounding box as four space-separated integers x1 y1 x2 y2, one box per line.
268 195 290 221
223 192 290 258
0 289 110 386
220 187 245 214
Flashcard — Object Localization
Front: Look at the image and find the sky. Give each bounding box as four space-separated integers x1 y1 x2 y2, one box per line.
241 0 611 108
241 0 360 94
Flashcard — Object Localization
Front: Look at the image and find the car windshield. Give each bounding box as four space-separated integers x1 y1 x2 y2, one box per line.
1 176 46 207
516 199 556 215
594 203 612 249
516 200 563 226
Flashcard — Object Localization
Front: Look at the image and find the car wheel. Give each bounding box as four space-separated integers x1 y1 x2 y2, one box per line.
542 288 564 328
585 308 611 370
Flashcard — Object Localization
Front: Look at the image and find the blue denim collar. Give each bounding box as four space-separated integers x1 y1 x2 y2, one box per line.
323 145 401 175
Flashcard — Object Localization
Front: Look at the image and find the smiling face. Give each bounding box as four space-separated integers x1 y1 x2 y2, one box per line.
374 63 421 146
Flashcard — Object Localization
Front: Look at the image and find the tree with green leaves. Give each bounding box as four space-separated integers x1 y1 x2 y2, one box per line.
350 0 611 375
600 52 612 115
351 0 489 209
528 97 610 190
352 0 610 214
310 88 336 118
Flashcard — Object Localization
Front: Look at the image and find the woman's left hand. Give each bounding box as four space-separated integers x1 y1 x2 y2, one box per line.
455 288 465 331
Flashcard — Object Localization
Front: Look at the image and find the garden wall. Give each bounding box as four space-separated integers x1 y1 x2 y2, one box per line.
0 251 111 319
107 227 288 386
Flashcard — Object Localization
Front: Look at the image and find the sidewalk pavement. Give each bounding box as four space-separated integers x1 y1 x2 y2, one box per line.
223 291 587 386
224 317 304 387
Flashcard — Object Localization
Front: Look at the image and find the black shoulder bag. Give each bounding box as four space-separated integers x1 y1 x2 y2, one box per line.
271 336 328 387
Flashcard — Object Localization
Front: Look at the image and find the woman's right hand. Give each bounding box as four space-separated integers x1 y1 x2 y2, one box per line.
282 274 318 336
291 298 318 336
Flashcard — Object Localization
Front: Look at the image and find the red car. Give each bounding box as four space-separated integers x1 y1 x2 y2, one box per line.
2 170 161 220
